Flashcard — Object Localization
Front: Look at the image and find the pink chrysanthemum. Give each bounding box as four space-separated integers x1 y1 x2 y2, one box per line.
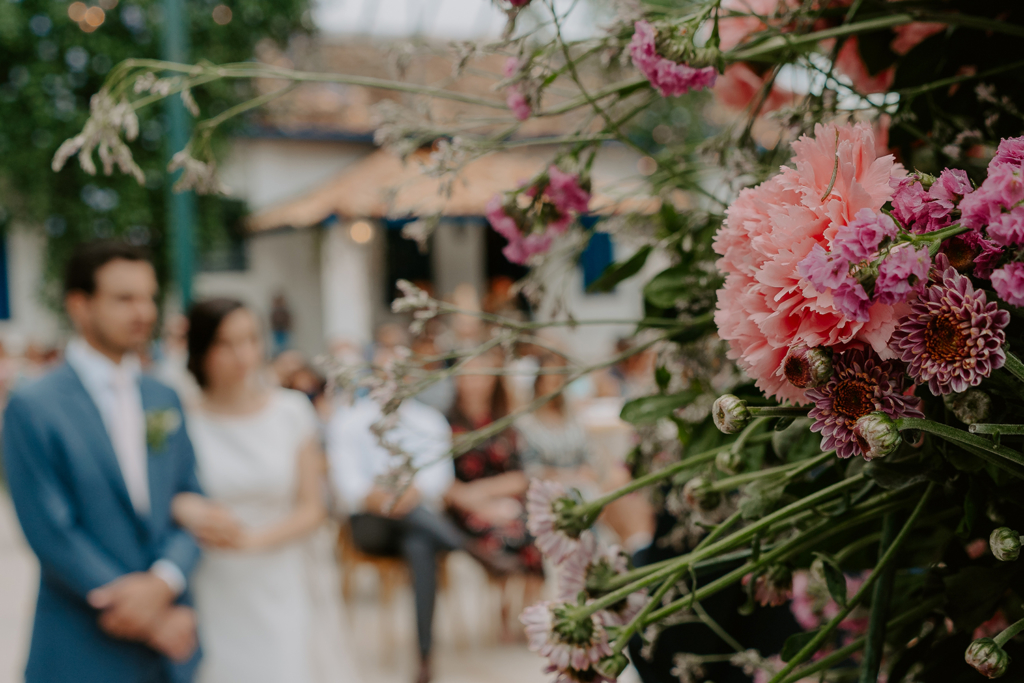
991 262 1024 307
889 263 1010 395
806 348 923 459
521 602 614 682
629 21 717 98
714 122 905 404
526 479 584 564
557 533 648 626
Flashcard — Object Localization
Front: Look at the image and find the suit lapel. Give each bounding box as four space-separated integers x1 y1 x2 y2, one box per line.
140 378 173 537
59 364 142 528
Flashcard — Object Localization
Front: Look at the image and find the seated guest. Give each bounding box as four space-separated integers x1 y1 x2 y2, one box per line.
517 354 655 556
327 390 465 683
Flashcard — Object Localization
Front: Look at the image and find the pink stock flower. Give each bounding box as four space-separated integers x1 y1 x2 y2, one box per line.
874 244 931 306
890 22 945 56
987 206 1024 247
961 164 1024 230
889 263 1009 395
806 348 922 459
521 602 614 682
890 175 956 234
991 135 1024 170
831 208 897 262
714 122 905 404
526 479 583 564
929 168 973 203
503 58 532 121
834 38 894 95
798 244 850 291
832 279 873 322
991 262 1024 307
629 21 718 98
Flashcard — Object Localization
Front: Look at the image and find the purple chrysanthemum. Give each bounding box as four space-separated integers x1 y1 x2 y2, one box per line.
889 263 1010 395
521 601 614 682
807 348 923 459
526 479 583 564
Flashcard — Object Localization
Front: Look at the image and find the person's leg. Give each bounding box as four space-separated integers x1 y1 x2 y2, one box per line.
349 513 402 556
398 526 439 683
401 505 465 552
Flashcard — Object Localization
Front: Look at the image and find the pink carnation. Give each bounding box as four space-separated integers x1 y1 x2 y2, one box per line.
987 205 1024 247
629 20 717 98
875 244 931 305
890 22 945 56
991 262 1024 307
714 122 905 404
831 208 896 262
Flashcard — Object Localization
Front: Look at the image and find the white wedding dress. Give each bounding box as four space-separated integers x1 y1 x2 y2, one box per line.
189 389 359 683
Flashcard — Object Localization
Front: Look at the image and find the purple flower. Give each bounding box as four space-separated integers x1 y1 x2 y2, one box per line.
832 279 872 322
807 348 923 459
991 262 1024 307
799 244 850 291
521 601 614 682
832 208 897 262
875 244 931 305
629 21 717 98
991 135 1024 170
987 205 1024 247
889 263 1010 395
526 479 584 564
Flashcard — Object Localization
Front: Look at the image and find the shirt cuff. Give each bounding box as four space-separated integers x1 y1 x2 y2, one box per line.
151 560 187 596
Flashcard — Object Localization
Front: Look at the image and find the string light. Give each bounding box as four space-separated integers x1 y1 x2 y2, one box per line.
212 5 232 25
67 2 87 21
350 220 374 244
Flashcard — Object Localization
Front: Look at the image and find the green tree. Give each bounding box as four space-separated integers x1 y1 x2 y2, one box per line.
0 0 310 301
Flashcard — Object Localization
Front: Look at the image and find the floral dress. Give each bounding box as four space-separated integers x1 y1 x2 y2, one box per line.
447 412 543 575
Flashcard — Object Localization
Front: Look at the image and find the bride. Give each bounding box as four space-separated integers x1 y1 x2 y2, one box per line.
170 298 357 683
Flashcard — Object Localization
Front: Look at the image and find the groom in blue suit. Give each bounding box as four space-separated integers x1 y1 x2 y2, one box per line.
3 241 203 683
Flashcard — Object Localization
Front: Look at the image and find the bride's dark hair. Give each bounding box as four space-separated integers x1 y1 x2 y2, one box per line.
187 297 246 387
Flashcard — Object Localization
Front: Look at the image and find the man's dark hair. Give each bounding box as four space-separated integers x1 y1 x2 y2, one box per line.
187 297 246 388
63 240 151 296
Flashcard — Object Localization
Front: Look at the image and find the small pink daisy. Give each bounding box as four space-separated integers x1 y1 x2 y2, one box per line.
521 601 615 682
526 479 584 564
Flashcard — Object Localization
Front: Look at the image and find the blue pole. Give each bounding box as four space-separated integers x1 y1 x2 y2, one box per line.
161 0 196 308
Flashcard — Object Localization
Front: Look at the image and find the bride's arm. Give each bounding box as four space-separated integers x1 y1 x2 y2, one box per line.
171 493 244 548
239 440 328 552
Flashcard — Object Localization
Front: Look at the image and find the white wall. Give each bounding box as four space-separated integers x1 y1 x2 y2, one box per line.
431 220 486 300
321 221 375 347
0 227 64 351
194 229 325 358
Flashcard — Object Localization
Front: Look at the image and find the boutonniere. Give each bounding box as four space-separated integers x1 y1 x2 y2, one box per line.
145 408 182 452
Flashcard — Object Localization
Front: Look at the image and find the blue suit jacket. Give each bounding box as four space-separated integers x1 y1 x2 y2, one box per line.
2 363 203 683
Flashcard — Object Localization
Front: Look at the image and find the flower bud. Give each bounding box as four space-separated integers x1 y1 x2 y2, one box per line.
713 394 750 434
966 638 1010 678
596 653 629 679
990 527 1022 562
783 345 833 389
715 448 744 475
853 412 902 460
944 389 992 425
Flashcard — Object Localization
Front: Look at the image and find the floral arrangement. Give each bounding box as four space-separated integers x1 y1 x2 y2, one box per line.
51 0 1024 680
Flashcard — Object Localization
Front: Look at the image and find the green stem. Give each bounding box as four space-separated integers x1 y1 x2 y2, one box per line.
747 406 811 418
994 616 1024 647
1004 352 1024 386
895 417 1024 478
969 424 1024 436
777 596 946 683
859 513 897 683
908 222 970 255
584 474 868 619
767 483 935 683
610 565 687 651
706 451 834 493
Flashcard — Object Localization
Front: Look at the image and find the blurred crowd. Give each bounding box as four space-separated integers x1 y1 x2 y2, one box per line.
0 266 658 683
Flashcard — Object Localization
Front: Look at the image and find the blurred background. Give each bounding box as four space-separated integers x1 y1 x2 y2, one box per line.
0 0 699 680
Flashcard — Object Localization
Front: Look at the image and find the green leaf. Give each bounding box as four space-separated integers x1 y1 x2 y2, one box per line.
643 264 692 309
655 365 671 392
813 553 848 608
863 460 931 491
587 245 652 293
781 629 819 662
620 389 701 425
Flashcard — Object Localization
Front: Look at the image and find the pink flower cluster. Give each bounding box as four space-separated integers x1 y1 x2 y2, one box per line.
487 166 591 265
503 57 532 121
799 208 931 322
890 169 973 235
629 20 717 98
713 122 905 404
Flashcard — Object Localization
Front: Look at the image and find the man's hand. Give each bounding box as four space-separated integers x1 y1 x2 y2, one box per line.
147 606 199 663
88 571 175 640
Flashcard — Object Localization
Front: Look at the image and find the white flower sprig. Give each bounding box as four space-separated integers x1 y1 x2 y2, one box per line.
52 91 144 184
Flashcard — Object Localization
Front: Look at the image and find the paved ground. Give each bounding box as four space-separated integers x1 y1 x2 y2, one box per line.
0 492 555 683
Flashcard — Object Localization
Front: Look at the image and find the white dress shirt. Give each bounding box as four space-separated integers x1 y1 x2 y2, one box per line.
327 398 455 514
65 338 186 594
